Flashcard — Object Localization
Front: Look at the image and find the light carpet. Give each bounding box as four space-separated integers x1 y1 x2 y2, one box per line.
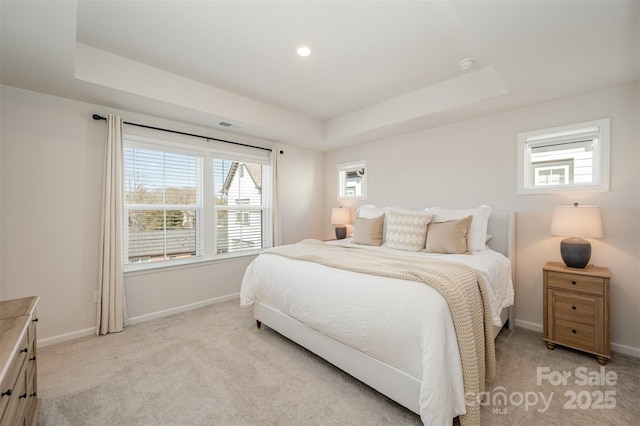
36 299 639 425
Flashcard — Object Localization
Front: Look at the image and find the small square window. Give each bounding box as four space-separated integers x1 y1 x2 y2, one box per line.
338 161 367 200
517 118 610 194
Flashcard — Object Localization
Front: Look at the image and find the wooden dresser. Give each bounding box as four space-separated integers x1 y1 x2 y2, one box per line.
0 296 40 426
543 261 610 365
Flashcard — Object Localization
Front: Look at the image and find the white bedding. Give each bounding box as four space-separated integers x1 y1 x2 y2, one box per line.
240 241 513 425
329 237 514 326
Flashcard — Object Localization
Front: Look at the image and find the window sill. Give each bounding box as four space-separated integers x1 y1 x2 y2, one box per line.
517 183 609 195
123 250 262 277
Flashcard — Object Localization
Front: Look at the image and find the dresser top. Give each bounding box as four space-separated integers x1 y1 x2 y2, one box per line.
0 296 39 320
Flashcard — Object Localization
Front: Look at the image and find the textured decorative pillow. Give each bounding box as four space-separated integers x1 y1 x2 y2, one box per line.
384 209 433 252
352 215 385 246
432 205 492 252
425 216 472 254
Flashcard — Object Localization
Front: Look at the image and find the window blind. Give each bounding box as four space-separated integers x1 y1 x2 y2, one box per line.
124 146 202 263
213 159 269 254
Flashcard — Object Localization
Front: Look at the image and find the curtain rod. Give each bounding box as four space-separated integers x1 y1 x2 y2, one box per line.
92 114 276 153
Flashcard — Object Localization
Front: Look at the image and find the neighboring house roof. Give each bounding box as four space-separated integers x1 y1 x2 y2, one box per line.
221 162 239 195
221 162 262 194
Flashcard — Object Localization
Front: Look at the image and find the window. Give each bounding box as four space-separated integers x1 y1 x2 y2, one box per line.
338 160 367 200
517 118 610 194
124 136 272 269
124 145 202 264
214 160 267 254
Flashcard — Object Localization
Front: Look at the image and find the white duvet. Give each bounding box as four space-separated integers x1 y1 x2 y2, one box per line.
240 240 513 425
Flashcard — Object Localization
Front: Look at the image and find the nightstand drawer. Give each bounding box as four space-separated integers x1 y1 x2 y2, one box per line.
547 271 604 295
553 290 597 325
554 318 596 351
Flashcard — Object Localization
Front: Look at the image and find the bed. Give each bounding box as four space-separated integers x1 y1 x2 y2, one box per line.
240 207 515 426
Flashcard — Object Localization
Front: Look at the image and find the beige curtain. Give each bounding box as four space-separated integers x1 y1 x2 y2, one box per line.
271 148 282 247
96 114 128 335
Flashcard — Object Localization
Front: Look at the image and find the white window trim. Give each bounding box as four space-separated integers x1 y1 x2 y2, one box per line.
517 118 610 195
123 134 272 273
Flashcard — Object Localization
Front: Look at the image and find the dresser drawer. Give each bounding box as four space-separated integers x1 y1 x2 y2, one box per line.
553 290 598 325
0 296 40 426
547 271 604 295
554 318 596 351
0 359 28 426
0 331 28 416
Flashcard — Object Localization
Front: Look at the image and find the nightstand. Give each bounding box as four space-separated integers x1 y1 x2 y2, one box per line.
543 261 610 365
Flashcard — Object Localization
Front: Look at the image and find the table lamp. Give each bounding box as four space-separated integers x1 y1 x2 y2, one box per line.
551 203 603 268
331 207 350 240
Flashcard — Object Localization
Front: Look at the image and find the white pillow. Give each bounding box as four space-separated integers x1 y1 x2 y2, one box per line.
432 205 492 252
356 204 386 218
384 208 433 252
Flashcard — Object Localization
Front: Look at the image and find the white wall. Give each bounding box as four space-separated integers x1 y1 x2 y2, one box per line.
0 85 324 344
324 83 640 356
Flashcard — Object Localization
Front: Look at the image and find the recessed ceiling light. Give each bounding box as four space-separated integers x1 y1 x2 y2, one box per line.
296 44 311 57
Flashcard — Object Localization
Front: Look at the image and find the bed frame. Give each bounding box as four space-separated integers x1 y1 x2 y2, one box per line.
254 210 515 415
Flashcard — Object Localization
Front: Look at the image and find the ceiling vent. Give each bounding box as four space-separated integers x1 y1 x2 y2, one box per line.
458 58 475 71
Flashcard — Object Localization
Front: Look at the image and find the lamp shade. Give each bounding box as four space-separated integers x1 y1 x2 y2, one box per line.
551 205 603 238
331 207 350 225
551 204 602 268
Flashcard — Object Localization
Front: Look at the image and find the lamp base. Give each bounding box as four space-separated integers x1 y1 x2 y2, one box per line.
335 226 347 240
560 238 591 268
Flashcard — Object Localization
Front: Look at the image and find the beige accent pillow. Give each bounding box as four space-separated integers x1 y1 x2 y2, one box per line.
425 216 472 254
384 209 433 252
352 215 385 246
432 205 491 252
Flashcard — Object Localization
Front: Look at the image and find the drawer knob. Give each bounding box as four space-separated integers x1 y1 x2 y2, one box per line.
32 317 39 323
29 392 37 398
30 356 36 361
20 347 28 353
19 393 27 399
1 389 11 397
572 329 577 334
572 306 577 310
571 281 577 285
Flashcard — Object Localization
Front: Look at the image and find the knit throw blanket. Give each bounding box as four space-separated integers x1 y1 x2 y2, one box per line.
263 240 495 426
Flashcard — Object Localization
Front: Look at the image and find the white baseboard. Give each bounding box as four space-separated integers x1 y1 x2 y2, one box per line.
37 293 240 348
514 319 543 333
127 292 239 325
610 342 640 358
514 319 640 359
38 327 95 348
